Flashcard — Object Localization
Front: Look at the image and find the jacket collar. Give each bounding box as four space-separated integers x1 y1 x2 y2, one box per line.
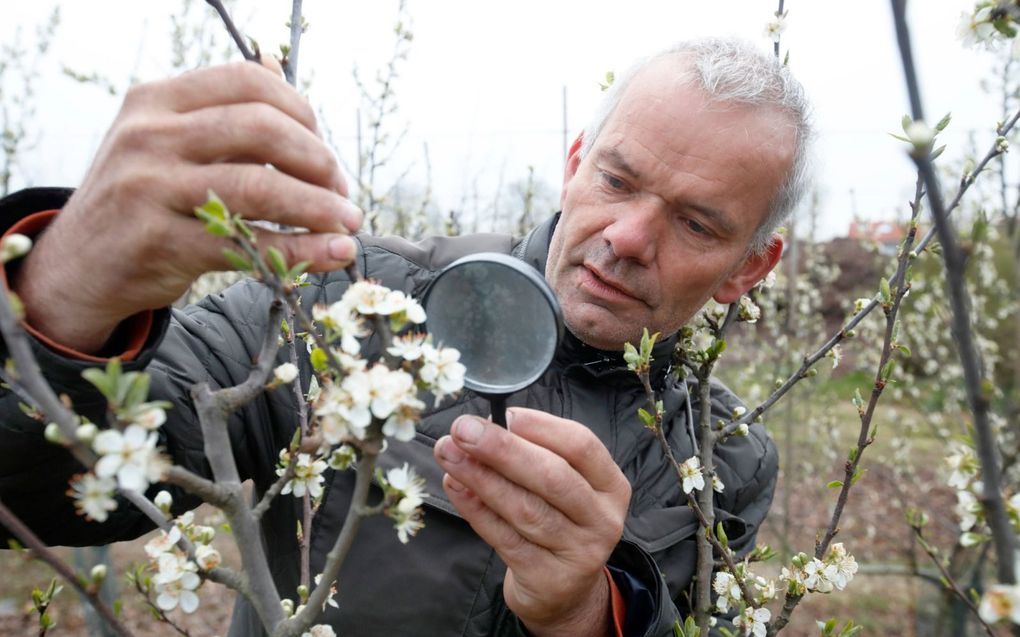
512 214 678 384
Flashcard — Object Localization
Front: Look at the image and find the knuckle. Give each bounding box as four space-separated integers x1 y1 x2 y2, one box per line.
518 493 551 530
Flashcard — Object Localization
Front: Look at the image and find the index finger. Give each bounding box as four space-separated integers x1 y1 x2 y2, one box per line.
130 61 318 139
503 408 626 494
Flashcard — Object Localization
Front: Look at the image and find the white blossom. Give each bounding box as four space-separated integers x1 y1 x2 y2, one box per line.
314 573 340 610
690 328 714 353
386 463 428 543
734 605 770 637
956 6 1000 49
827 344 842 369
763 14 787 43
274 362 299 384
92 424 162 492
979 583 1020 624
712 474 725 493
131 405 167 431
956 489 981 531
279 453 328 499
713 571 741 613
678 456 705 494
194 544 222 570
738 295 761 323
418 344 466 401
68 474 118 522
386 333 428 361
145 526 182 558
946 444 979 490
302 625 337 637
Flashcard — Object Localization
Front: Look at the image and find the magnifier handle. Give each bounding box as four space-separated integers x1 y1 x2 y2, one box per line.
489 395 508 428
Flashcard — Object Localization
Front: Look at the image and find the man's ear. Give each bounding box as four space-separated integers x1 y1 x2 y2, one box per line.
560 133 584 209
713 234 784 304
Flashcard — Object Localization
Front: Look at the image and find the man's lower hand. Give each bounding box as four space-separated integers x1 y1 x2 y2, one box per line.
434 408 631 637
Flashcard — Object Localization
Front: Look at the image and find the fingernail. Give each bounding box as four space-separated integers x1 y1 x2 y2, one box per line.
437 437 465 463
453 416 484 444
445 475 466 492
504 408 514 431
344 204 364 232
328 235 355 261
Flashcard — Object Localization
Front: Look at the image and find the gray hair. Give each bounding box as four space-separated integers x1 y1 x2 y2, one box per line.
580 37 813 255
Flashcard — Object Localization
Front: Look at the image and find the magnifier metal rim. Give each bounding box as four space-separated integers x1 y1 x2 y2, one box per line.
423 252 564 395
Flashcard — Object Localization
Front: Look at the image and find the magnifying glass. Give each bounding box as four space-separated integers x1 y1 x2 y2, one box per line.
423 253 563 426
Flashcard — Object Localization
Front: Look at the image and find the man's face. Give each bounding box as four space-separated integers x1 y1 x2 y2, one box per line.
546 59 796 351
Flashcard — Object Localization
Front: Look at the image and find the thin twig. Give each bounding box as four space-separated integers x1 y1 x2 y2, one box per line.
277 445 380 637
0 498 134 637
131 573 193 637
890 0 1017 588
767 171 925 636
283 0 304 85
204 0 257 61
910 524 997 637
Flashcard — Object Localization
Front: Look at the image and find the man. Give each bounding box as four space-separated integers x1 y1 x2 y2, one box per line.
0 37 809 636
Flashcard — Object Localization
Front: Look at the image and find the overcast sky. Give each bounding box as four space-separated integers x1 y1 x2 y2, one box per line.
1 0 1009 240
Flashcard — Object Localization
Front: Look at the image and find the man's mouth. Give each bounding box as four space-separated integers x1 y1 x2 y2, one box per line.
580 264 643 304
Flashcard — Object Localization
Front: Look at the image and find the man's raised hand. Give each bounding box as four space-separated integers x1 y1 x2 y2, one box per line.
13 60 361 353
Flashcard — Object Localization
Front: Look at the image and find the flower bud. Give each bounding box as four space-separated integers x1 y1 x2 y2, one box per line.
732 406 747 418
0 233 32 263
297 584 310 603
90 564 107 582
737 423 750 437
807 368 818 378
905 121 934 152
154 490 173 514
44 423 65 445
75 423 98 443
281 598 295 616
273 362 299 385
195 544 222 570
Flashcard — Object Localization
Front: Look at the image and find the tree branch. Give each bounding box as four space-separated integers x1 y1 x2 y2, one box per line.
0 497 134 637
890 0 1018 589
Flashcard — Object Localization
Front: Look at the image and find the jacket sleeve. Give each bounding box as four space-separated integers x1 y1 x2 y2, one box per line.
0 188 319 546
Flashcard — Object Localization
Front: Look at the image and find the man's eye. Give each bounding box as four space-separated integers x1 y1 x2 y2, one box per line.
686 219 708 235
601 172 626 190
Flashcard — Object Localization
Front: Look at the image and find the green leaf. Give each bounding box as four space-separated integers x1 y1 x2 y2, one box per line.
852 388 864 410
901 114 912 133
715 521 728 546
121 373 151 410
234 217 256 242
930 144 946 160
896 344 911 357
850 468 865 485
266 246 289 277
194 190 226 221
637 408 656 428
113 599 123 617
310 347 328 372
82 368 114 403
935 112 952 132
881 359 896 381
888 133 911 143
199 215 233 237
827 480 844 489
879 277 892 304
287 260 312 280
222 248 253 272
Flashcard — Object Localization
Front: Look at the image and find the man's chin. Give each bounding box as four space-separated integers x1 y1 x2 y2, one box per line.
563 317 637 352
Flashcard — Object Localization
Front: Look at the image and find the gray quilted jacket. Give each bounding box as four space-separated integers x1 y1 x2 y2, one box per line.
0 188 778 637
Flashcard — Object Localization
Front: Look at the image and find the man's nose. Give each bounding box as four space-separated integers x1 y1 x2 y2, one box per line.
601 201 660 265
